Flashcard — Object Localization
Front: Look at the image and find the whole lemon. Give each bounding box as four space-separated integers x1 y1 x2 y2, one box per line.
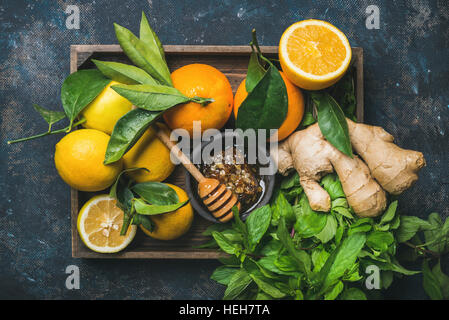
80 81 133 135
122 123 175 183
140 184 193 240
55 129 122 191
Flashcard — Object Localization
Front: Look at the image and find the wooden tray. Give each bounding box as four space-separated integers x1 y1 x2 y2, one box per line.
70 45 364 259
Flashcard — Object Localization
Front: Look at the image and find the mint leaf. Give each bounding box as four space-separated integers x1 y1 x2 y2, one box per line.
246 205 271 250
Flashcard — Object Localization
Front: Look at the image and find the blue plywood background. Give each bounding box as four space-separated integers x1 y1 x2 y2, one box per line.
0 0 448 299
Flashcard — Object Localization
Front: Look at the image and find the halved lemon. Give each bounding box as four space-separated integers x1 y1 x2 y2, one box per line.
279 19 352 90
77 195 136 253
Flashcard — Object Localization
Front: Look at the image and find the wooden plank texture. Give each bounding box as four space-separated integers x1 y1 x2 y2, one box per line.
71 45 363 259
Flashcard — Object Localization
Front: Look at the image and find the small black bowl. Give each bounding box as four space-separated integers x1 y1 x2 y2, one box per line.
184 131 276 223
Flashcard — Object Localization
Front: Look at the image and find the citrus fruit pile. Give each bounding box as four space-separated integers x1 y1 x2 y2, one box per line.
50 62 235 253
52 79 197 253
9 14 353 254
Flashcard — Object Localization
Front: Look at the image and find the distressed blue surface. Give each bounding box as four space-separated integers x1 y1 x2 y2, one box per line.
0 0 448 299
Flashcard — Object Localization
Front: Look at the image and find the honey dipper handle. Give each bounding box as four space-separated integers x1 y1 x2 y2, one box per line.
155 125 205 183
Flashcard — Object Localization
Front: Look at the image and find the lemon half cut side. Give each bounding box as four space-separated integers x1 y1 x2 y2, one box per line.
77 195 136 253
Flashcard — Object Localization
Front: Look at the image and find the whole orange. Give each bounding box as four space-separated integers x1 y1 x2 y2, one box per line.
163 64 233 136
233 71 305 141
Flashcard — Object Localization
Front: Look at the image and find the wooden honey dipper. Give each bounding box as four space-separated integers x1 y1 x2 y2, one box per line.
155 125 240 223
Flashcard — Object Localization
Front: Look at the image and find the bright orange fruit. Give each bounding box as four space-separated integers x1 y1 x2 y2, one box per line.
163 64 233 136
233 71 304 141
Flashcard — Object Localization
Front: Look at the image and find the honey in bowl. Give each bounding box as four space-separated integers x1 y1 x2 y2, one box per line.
199 147 264 214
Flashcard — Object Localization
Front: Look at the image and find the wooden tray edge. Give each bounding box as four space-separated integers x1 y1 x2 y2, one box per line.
70 44 279 54
73 250 228 259
353 48 364 122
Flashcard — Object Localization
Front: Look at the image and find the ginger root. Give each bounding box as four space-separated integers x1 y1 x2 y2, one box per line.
274 119 425 217
346 120 425 195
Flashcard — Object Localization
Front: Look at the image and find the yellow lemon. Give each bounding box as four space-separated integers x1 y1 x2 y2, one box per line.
54 129 122 191
80 80 133 135
279 19 352 90
77 194 137 253
140 184 193 240
123 124 175 183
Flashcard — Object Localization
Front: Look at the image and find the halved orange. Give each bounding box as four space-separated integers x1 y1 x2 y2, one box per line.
279 20 352 90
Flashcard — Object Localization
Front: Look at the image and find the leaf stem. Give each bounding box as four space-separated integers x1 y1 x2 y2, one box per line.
7 118 86 144
66 121 73 133
403 241 440 258
251 29 262 56
120 203 135 236
298 243 320 251
191 96 215 106
258 54 274 67
7 131 51 144
251 29 275 71
244 252 265 259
